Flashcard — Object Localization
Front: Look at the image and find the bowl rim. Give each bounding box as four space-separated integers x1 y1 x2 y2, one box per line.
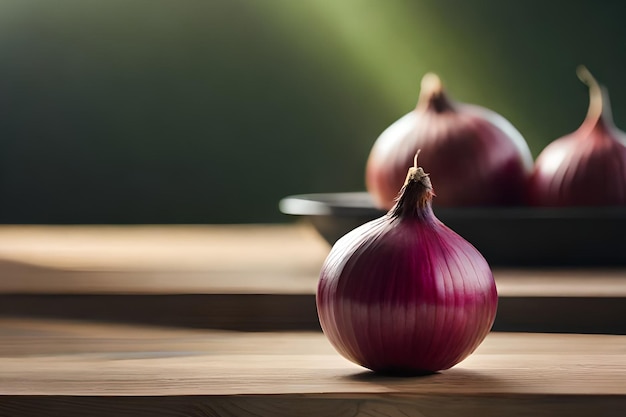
279 192 626 219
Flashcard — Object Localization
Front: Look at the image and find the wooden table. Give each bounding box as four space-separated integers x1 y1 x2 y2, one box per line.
1 224 625 416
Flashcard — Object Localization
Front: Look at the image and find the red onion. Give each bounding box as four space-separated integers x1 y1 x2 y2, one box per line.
528 66 626 206
317 155 497 374
366 73 533 210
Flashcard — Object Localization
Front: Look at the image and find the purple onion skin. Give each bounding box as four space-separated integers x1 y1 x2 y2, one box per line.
366 73 533 210
317 167 498 374
529 67 626 206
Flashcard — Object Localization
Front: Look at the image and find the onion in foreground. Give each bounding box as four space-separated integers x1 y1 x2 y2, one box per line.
366 73 533 210
317 154 497 374
528 66 626 206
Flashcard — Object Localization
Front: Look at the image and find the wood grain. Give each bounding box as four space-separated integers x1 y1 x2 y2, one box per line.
0 319 625 416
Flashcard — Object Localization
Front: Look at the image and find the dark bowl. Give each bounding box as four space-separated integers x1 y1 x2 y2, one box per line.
279 192 626 267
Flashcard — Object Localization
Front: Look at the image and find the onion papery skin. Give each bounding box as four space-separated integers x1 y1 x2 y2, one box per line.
366 73 533 210
528 68 626 207
317 168 498 373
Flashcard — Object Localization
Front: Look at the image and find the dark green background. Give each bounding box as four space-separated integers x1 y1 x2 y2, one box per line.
0 0 625 224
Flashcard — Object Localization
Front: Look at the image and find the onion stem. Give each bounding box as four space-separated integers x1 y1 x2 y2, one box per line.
417 73 452 113
576 65 613 127
420 73 443 94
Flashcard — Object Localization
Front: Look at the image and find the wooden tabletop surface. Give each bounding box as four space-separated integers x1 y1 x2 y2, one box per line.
1 318 625 416
0 224 625 416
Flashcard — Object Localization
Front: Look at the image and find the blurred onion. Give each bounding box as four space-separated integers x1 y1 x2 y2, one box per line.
528 66 626 206
366 73 533 210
